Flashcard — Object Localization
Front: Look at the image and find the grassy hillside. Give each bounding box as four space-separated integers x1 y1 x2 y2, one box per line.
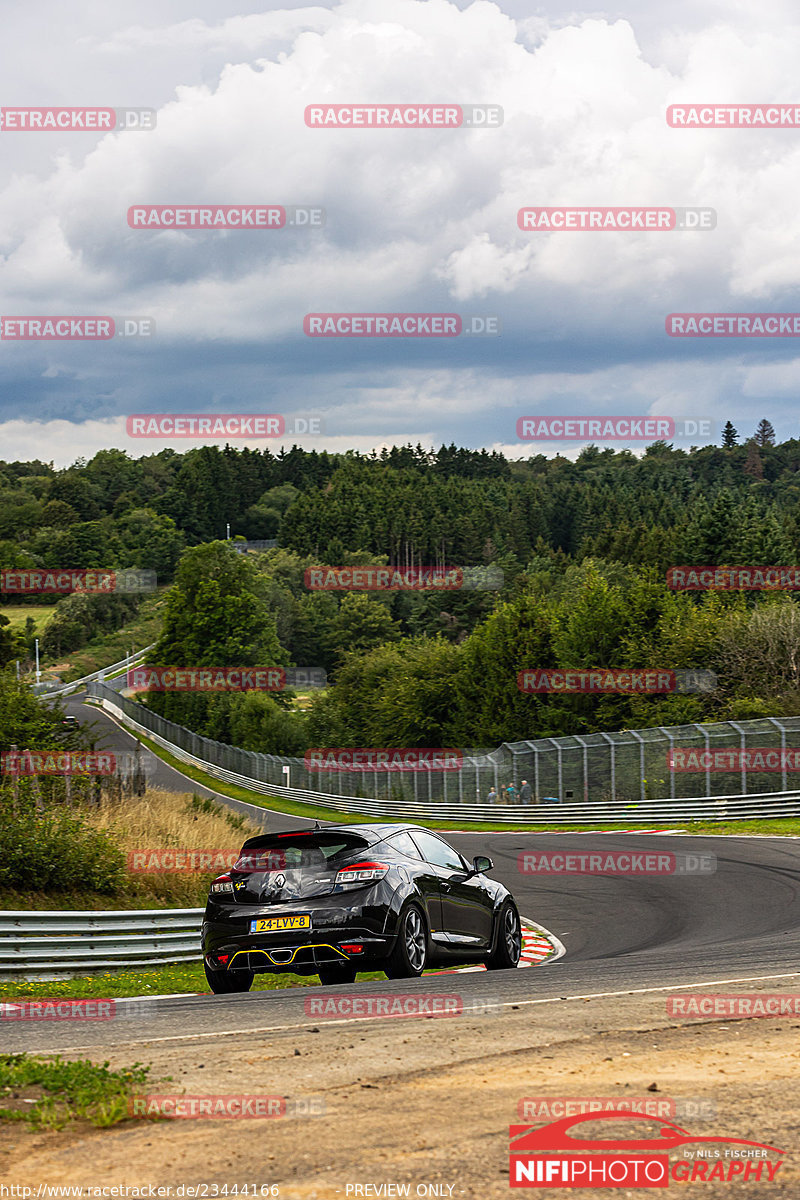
57 589 167 680
0 604 57 633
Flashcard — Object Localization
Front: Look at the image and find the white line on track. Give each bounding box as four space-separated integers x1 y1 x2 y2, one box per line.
42 970 800 1055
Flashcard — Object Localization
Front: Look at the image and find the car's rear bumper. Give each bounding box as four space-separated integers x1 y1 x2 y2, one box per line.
204 936 391 975
202 894 395 974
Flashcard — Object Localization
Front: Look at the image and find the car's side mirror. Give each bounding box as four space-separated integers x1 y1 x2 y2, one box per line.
473 855 493 874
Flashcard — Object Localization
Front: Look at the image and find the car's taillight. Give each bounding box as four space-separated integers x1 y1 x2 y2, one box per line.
210 873 234 894
335 861 390 889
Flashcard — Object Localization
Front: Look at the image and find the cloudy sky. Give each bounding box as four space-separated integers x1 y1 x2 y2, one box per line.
1 0 799 466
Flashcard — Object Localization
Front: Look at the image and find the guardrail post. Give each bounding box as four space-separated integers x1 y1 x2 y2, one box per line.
599 733 615 803
729 721 748 795
766 717 788 791
629 731 645 802
662 728 676 799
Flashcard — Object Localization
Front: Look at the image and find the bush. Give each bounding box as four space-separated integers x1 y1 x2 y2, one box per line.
0 792 126 894
40 593 140 659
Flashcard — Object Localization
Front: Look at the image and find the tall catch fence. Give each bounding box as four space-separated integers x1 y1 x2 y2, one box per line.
87 683 800 809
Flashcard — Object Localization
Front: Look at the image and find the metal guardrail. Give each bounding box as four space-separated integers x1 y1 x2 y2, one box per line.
90 688 800 823
0 908 203 977
230 539 279 554
37 645 156 699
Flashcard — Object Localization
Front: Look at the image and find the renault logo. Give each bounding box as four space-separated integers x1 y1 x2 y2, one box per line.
274 873 286 888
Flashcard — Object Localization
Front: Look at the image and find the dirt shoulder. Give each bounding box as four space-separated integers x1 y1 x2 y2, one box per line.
2 989 799 1199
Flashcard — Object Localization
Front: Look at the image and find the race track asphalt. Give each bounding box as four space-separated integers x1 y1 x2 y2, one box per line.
14 694 798 1055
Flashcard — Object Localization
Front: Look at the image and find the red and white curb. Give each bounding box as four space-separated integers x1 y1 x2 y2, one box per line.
519 920 563 966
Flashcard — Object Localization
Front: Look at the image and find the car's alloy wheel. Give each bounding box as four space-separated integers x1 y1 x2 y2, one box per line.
384 904 428 977
486 901 522 970
404 907 426 971
504 904 522 960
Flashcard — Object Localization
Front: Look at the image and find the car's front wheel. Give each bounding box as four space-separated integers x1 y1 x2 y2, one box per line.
384 903 428 978
204 962 254 994
486 900 522 970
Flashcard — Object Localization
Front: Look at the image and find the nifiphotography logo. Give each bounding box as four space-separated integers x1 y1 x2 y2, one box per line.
509 1111 785 1187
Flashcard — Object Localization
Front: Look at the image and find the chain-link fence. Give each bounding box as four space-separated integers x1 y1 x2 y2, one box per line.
88 683 800 807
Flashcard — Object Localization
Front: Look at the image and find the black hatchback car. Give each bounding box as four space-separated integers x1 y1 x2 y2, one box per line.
201 822 522 992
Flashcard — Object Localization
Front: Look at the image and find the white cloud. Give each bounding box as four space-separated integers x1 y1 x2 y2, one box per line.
1 0 800 449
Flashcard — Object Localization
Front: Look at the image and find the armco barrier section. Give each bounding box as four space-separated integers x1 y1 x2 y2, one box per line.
88 684 800 822
35 645 156 699
0 909 204 977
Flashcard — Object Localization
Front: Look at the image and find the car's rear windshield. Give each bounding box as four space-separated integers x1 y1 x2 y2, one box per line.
234 833 370 871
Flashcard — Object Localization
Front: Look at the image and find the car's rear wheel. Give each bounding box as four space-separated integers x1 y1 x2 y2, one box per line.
204 962 254 993
384 903 428 978
486 901 522 970
318 964 357 985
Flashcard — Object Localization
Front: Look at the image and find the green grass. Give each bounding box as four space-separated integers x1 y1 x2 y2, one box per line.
0 604 57 632
0 1053 150 1129
56 590 168 680
667 818 800 837
0 962 387 1003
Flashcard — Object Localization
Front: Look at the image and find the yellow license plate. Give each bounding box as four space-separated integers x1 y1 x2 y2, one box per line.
250 915 311 934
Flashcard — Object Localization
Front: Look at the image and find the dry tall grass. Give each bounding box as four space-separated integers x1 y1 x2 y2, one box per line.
93 787 261 905
93 787 259 855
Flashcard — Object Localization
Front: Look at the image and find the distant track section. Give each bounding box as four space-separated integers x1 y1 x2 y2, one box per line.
88 688 800 823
